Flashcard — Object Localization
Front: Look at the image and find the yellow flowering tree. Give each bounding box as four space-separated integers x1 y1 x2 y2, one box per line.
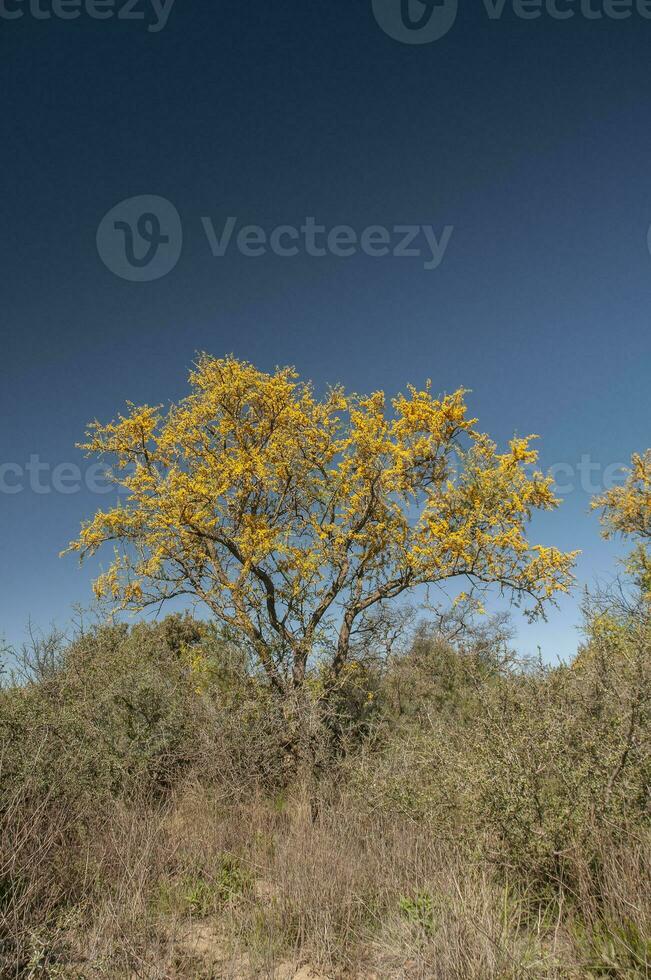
593 450 651 599
67 355 576 697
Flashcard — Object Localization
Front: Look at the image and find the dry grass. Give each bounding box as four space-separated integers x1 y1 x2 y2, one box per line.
2 776 649 979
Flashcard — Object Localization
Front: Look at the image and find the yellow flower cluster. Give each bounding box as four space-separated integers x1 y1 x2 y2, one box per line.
65 355 577 687
593 450 651 598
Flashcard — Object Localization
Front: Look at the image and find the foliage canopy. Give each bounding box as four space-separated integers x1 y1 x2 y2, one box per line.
67 355 576 693
593 450 651 599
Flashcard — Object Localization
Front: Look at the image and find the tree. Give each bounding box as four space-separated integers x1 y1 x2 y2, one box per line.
593 450 651 600
66 355 576 699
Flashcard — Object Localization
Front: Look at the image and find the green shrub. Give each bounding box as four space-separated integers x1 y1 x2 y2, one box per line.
398 890 436 934
152 855 250 919
349 604 651 897
0 615 293 810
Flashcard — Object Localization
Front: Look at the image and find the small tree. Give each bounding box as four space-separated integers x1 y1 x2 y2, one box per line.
66 355 576 699
593 450 651 600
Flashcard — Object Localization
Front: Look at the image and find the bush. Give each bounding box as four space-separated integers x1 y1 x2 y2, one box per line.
350 606 651 895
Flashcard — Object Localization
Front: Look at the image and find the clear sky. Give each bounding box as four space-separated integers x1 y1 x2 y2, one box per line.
1 0 650 659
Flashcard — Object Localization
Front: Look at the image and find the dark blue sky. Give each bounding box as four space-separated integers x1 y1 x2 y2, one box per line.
2 0 650 658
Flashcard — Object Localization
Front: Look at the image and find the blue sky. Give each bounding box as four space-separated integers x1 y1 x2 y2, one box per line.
1 0 650 659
